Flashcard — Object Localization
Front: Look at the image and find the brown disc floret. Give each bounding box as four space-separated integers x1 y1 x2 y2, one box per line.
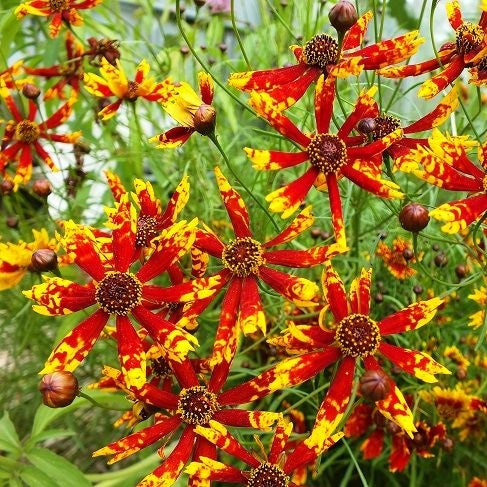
247 463 290 487
14 120 40 144
95 271 142 315
302 34 339 70
222 237 264 277
336 313 381 357
456 22 484 55
135 215 159 247
177 386 219 426
307 133 347 175
49 0 69 11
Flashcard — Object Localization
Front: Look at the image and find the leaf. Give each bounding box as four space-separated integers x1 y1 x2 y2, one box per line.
26 447 91 487
25 429 77 449
20 466 59 487
31 399 87 438
0 412 20 453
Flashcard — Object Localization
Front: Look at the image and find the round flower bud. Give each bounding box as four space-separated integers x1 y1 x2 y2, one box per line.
434 253 448 268
413 285 423 295
6 216 18 228
310 227 321 239
30 249 58 273
218 43 228 53
39 371 79 408
455 264 467 279
432 243 440 251
194 0 206 6
328 1 358 34
1 179 14 195
374 292 384 303
359 369 390 402
399 203 430 233
385 420 401 435
441 437 454 453
357 117 377 135
32 179 52 197
22 83 41 100
194 104 216 136
402 248 414 261
180 46 190 55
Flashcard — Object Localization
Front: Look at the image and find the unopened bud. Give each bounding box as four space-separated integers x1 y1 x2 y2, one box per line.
403 248 414 261
328 0 358 34
357 117 377 135
39 371 79 408
310 227 321 239
30 249 58 272
22 83 41 100
32 179 52 197
455 264 467 279
6 216 18 228
441 437 454 453
193 104 216 135
399 203 430 233
1 179 14 195
413 285 423 295
194 0 206 6
434 253 448 268
359 369 390 401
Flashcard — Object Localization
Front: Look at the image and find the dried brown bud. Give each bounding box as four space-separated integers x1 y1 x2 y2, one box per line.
357 117 377 135
359 369 390 401
328 0 358 34
32 179 52 197
455 264 467 279
413 285 423 295
434 253 448 268
22 83 41 100
218 43 228 53
39 371 79 408
399 203 430 233
6 216 18 228
193 104 216 135
310 227 321 239
1 179 14 195
180 46 190 55
374 292 384 303
30 249 58 273
441 437 454 453
320 230 330 240
194 0 206 6
403 248 414 261
456 367 467 380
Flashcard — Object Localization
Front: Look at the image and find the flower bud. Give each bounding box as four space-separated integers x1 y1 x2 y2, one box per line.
374 292 384 303
180 46 190 56
359 369 390 401
194 0 206 6
402 248 414 261
399 203 430 233
39 371 79 408
30 249 58 273
329 1 358 34
32 179 52 197
6 216 18 228
1 179 14 195
434 253 448 268
413 285 423 295
22 83 41 100
310 227 321 239
357 117 377 135
441 437 454 453
455 264 467 279
193 104 216 135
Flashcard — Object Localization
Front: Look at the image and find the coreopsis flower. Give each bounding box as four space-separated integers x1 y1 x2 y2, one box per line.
83 58 174 120
186 418 343 486
443 345 471 370
345 404 447 472
228 11 423 111
0 61 31 91
356 88 458 159
24 31 84 99
15 0 103 38
92 359 282 487
0 229 64 290
86 38 120 66
0 87 80 189
217 260 450 462
396 130 486 234
149 72 216 148
179 167 344 370
470 478 487 487
23 199 220 388
376 237 418 279
245 80 404 244
379 1 487 97
468 286 487 328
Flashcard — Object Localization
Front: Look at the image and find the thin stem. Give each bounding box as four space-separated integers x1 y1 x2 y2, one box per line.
77 391 128 411
231 0 251 70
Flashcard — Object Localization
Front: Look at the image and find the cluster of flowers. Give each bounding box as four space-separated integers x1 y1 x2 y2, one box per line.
2 0 487 485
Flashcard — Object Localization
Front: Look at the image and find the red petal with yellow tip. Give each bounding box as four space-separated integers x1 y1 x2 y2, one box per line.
214 409 280 431
327 173 347 246
264 205 314 248
39 97 76 130
418 56 465 99
314 74 336 133
343 11 373 50
430 195 487 233
389 434 411 472
349 267 372 315
239 275 265 336
322 261 349 322
244 148 308 171
446 0 463 29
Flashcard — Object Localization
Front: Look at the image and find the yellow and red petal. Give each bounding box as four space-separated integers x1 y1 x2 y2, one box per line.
190 247 209 279
430 195 487 233
83 72 113 97
105 170 127 202
244 147 308 171
349 267 372 315
268 419 293 463
266 168 320 219
379 342 451 383
379 297 443 335
361 429 385 459
116 315 147 390
321 260 349 321
214 409 281 431
264 242 344 268
93 415 181 464
149 126 194 149
39 95 77 130
239 275 266 335
99 58 128 98
214 166 251 238
329 57 364 78
338 86 378 139
218 349 341 406
326 173 347 247
268 322 334 355
198 71 214 105
389 434 411 472
40 309 109 374
446 0 463 29
343 11 373 49
418 57 465 99
344 403 373 437
185 457 246 483
260 266 320 306
194 421 260 467
160 175 190 226
98 99 124 121
24 277 96 316
314 74 336 133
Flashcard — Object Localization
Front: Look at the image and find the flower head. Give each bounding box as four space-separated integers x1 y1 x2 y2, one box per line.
376 237 418 279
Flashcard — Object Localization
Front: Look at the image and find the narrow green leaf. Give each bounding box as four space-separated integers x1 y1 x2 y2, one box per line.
0 412 20 453
20 466 59 487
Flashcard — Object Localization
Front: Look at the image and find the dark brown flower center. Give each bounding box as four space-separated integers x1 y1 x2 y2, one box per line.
371 115 401 140
177 386 219 425
302 34 339 70
456 22 484 55
222 237 264 277
248 463 289 487
307 133 347 175
336 313 381 358
436 399 464 421
135 216 159 247
151 357 172 379
95 271 142 315
14 120 40 144
126 81 140 101
49 0 69 11
476 56 487 71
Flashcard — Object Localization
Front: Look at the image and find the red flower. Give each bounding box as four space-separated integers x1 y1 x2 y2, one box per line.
24 31 84 99
0 87 80 189
15 0 103 38
216 261 450 463
245 79 404 245
379 1 487 97
228 11 423 110
23 197 220 388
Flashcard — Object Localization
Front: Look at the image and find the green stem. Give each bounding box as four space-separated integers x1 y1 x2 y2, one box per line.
231 0 251 70
77 391 127 411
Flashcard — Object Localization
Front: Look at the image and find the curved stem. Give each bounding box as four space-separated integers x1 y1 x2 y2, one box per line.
231 0 251 70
